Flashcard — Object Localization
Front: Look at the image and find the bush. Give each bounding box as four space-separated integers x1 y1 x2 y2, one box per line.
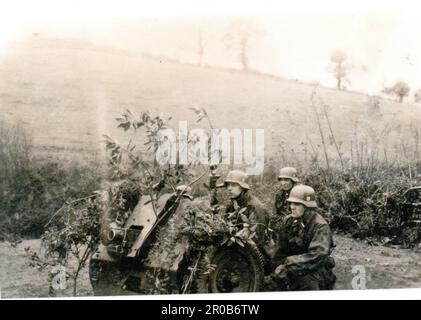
0 122 101 239
303 165 409 237
250 163 415 244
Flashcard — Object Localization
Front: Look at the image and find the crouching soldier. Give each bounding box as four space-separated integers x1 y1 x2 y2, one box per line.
220 170 271 253
269 185 336 291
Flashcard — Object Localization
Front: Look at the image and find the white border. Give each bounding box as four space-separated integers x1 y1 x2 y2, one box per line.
2 0 421 301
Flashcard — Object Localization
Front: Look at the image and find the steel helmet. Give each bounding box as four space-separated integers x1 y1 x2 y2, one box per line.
223 170 250 189
287 185 317 208
278 167 299 182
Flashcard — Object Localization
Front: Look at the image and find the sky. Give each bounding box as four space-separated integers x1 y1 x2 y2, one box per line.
0 0 420 95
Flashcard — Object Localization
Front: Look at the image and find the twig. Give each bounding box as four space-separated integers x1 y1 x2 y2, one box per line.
182 251 202 294
322 104 344 170
45 194 98 228
310 91 330 170
201 108 214 131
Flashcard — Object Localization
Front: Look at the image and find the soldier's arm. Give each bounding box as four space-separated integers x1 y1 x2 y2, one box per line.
210 189 219 207
283 224 332 277
272 217 290 266
249 205 270 248
274 193 280 215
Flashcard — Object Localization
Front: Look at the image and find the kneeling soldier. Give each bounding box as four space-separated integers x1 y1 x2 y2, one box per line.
271 185 336 291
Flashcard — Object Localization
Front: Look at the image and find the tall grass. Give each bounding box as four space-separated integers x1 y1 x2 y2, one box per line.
0 121 101 240
255 94 420 246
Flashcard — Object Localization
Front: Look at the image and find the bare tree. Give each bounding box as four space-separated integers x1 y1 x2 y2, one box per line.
224 19 263 70
329 50 351 90
382 81 411 103
414 89 421 103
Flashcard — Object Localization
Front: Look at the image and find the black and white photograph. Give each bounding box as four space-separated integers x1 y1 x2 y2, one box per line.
0 0 420 299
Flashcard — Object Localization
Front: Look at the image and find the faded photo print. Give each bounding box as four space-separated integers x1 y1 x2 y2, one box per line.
0 1 421 298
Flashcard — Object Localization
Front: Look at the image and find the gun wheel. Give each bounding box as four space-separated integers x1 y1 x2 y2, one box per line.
190 242 265 293
210 243 264 292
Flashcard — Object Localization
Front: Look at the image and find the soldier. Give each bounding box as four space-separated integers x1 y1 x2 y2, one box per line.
274 167 300 216
221 170 271 250
265 167 300 265
270 185 336 291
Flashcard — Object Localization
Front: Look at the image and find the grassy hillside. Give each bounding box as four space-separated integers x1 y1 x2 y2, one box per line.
1 35 420 169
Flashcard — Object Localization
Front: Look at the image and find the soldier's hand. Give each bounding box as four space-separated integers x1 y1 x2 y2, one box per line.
263 238 277 258
274 264 288 278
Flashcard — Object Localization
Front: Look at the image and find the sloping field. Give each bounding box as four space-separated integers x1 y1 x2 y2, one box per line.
1 35 420 167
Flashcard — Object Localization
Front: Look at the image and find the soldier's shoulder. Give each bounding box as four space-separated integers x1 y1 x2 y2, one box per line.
249 194 265 208
249 195 271 216
309 210 330 228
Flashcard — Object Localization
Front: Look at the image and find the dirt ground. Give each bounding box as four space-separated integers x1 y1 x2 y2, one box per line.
0 234 420 298
332 235 421 290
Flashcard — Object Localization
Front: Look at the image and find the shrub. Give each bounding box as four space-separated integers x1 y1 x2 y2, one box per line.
0 121 101 240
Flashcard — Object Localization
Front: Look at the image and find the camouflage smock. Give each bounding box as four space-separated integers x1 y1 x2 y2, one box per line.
226 191 271 249
274 209 335 279
274 189 291 217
